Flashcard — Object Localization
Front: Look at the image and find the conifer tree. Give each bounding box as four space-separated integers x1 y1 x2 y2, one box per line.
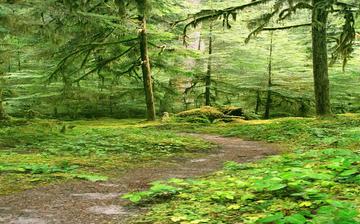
133 0 156 120
181 0 359 116
44 0 182 120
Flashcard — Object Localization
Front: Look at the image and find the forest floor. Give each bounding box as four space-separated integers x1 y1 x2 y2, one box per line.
1 114 359 224
0 132 279 224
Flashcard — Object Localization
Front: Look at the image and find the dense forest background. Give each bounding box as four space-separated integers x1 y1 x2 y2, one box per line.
0 0 359 120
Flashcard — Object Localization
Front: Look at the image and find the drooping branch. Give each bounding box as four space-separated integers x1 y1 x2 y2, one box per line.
115 59 141 77
49 35 138 82
278 2 313 20
72 44 137 83
245 10 279 43
330 8 357 71
77 38 138 48
49 47 92 82
180 0 268 45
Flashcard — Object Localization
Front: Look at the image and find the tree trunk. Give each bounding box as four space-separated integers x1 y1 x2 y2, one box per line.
312 0 331 116
0 88 6 120
255 90 261 114
18 50 21 71
139 16 156 121
205 23 213 106
264 32 273 119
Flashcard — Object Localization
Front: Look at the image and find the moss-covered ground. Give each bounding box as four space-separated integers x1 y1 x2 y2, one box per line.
0 118 212 195
2 114 360 223
125 114 360 224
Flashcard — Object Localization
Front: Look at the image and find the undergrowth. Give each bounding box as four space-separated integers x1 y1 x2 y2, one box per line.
0 119 212 195
124 114 360 224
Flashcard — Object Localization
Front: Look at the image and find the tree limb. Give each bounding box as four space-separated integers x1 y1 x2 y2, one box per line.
262 23 311 31
73 44 136 83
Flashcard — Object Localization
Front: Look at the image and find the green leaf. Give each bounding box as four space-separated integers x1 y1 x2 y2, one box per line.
72 173 108 182
149 183 178 193
268 183 287 191
257 213 284 223
122 193 142 203
284 214 307 224
339 169 358 177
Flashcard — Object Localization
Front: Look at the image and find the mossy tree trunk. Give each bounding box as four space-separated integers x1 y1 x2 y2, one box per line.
264 32 273 119
205 23 213 106
312 0 331 116
139 16 156 121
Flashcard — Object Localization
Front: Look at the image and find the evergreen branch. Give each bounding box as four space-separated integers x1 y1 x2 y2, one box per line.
184 81 198 95
262 23 311 31
148 42 175 54
80 50 92 69
335 2 358 9
73 44 136 83
133 66 142 80
171 16 191 28
181 0 267 45
279 2 313 20
331 9 359 13
330 9 356 71
116 60 141 77
78 38 138 47
49 34 133 82
49 47 92 82
245 10 278 43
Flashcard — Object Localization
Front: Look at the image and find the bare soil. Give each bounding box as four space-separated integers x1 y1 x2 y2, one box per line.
0 134 280 224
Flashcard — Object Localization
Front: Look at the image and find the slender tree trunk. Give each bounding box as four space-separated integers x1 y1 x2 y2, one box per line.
18 50 21 71
0 88 6 120
197 33 202 51
139 16 156 121
8 58 11 72
109 83 113 115
264 32 273 119
255 90 261 114
205 23 213 106
312 0 331 116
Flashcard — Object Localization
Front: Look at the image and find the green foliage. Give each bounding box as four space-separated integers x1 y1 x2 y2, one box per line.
125 115 360 223
0 119 213 195
122 181 180 203
71 173 109 182
0 161 78 174
0 119 211 156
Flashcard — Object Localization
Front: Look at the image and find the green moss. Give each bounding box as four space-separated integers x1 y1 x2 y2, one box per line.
177 106 224 123
126 114 360 223
0 119 213 195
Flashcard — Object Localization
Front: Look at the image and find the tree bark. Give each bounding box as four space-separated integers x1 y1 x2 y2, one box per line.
139 16 156 121
18 50 21 71
264 32 273 119
205 23 213 106
0 88 6 120
255 90 261 114
312 0 331 116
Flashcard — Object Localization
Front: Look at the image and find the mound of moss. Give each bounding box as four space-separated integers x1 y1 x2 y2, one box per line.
177 107 224 123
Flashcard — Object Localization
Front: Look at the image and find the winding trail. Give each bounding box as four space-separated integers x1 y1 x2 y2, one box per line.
0 134 280 224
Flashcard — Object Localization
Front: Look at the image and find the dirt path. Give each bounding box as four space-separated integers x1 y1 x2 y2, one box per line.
0 134 280 224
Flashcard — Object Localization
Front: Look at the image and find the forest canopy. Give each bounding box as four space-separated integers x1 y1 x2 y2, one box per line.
0 0 359 120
